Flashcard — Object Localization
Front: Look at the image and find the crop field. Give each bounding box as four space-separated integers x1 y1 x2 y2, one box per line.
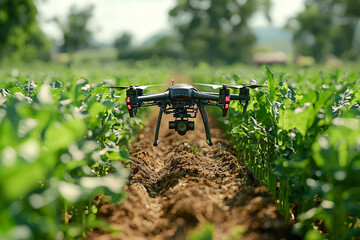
192 64 360 239
0 63 359 240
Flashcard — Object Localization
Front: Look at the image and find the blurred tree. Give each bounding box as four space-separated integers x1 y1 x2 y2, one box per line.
54 5 94 53
116 35 182 61
114 32 132 51
169 0 271 64
287 0 360 62
151 36 182 58
0 0 51 62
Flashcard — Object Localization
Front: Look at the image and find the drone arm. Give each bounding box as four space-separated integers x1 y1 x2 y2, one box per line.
201 91 220 96
193 91 219 101
229 94 250 101
198 103 213 146
138 91 169 102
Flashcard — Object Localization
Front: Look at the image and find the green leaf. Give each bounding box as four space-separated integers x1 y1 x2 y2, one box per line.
299 92 317 106
105 148 129 161
88 102 106 118
119 146 130 160
350 88 360 109
314 88 334 112
265 65 276 102
45 119 86 151
3 162 45 200
233 74 240 82
279 103 315 136
278 108 295 131
88 102 106 128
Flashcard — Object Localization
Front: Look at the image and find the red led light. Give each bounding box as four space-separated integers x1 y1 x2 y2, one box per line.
127 104 132 110
126 97 131 103
225 96 230 102
225 103 229 109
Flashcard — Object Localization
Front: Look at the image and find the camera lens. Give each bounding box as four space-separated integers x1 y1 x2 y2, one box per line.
177 121 187 132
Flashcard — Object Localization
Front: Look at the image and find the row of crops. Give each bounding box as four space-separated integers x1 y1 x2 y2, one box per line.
0 66 169 239
1 62 359 239
192 64 360 240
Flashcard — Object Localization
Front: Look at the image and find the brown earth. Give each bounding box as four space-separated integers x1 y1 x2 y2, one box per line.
87 81 295 240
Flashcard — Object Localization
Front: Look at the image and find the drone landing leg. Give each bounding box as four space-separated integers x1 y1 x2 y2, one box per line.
242 100 249 115
153 107 164 146
199 103 213 146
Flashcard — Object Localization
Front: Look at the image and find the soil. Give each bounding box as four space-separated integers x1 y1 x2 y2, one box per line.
87 81 295 240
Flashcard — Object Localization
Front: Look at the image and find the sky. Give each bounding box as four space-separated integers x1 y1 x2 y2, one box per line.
37 0 305 45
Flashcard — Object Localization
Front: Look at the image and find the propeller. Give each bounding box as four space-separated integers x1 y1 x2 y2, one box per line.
227 84 266 89
195 83 225 89
107 84 165 90
195 83 266 89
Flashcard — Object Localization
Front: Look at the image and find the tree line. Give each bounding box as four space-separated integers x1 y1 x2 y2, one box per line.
0 1 93 64
288 0 360 62
0 0 359 64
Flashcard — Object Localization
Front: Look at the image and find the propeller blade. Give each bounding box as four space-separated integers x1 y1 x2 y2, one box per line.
247 84 266 89
135 84 165 90
227 84 266 89
196 83 266 89
109 86 129 90
195 83 224 89
107 84 164 90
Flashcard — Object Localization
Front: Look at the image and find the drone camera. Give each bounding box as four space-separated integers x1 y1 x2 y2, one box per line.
169 120 194 135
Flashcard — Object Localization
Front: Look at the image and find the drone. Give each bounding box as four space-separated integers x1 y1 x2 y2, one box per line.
110 81 264 146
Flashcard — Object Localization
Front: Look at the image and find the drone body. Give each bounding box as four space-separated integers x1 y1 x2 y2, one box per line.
112 82 262 146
